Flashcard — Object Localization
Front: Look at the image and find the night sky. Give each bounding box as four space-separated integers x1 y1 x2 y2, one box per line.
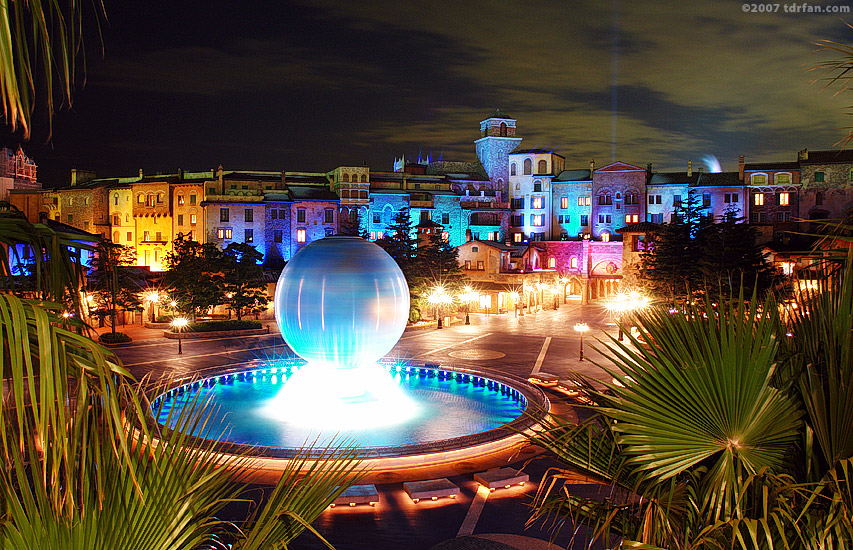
3 0 852 187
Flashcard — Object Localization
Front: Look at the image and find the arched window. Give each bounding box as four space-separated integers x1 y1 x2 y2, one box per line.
615 192 622 199
146 194 155 207
113 214 121 226
361 174 367 183
137 194 144 204
341 189 351 198
113 231 120 242
510 163 517 176
359 190 368 199
602 232 610 242
537 160 547 174
125 214 130 223
113 194 119 206
342 173 349 183
548 257 556 268
570 257 578 269
157 192 164 203
177 194 185 206
499 122 507 136
523 159 532 175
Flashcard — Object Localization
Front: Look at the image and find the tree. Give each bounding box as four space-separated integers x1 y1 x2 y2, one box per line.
377 207 418 282
696 212 773 298
222 242 269 321
640 191 710 302
162 235 224 318
87 241 142 332
1 3 103 137
416 230 468 292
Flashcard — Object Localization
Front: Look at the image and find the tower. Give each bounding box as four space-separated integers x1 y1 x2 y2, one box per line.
474 109 522 200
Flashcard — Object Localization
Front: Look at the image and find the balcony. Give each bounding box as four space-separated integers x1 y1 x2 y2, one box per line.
410 199 434 208
461 201 509 210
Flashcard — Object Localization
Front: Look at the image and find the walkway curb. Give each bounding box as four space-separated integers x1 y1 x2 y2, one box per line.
163 326 270 340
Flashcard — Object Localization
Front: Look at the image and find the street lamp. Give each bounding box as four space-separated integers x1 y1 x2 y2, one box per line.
171 317 189 354
460 286 477 325
145 291 160 323
606 290 650 341
574 322 589 361
427 287 452 329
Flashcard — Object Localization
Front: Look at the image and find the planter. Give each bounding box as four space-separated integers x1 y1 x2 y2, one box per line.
163 326 270 340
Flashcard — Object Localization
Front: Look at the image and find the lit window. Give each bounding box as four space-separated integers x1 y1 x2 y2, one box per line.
143 231 150 241
513 232 522 242
776 173 791 184
602 232 610 242
157 193 164 203
532 214 544 226
778 192 790 206
752 174 767 184
464 260 471 269
625 214 638 223
577 196 584 206
137 194 144 203
548 257 556 268
297 229 306 243
477 260 484 270
377 231 383 239
216 228 232 239
443 231 450 241
570 257 578 269
245 229 253 243
177 195 184 206
532 197 544 209
754 193 764 206
370 231 376 240
585 197 591 206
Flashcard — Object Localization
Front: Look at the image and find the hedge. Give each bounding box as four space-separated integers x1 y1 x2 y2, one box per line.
176 320 262 333
99 332 131 344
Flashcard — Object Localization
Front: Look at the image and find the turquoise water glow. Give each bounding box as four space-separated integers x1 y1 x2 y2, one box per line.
155 366 526 450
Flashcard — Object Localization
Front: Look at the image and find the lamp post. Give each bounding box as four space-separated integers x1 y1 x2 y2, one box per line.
172 317 188 355
428 287 452 329
574 322 589 361
606 290 650 341
461 286 475 325
145 291 160 323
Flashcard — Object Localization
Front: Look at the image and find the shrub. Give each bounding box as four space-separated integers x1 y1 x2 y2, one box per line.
99 332 131 344
177 319 262 333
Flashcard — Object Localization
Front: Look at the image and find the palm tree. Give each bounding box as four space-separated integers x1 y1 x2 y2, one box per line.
529 292 805 549
0 208 363 549
0 0 102 137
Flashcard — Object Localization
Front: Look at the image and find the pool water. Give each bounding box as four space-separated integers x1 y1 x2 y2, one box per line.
154 366 527 450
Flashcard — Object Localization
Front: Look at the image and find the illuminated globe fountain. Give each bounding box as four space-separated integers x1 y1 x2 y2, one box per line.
267 236 417 430
153 236 548 476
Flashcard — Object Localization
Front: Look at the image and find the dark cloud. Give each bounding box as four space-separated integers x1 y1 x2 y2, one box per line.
3 0 853 185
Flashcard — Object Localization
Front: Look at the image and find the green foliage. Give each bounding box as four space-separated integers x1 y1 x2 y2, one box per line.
642 194 770 303
221 242 269 321
377 207 418 283
87 241 143 333
98 331 131 344
417 230 468 293
0 1 104 137
162 234 224 317
181 319 262 332
529 250 853 549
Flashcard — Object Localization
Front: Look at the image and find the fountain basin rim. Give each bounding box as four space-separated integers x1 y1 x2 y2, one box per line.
149 361 550 460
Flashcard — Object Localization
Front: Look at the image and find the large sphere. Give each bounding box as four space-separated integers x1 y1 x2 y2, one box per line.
275 237 410 368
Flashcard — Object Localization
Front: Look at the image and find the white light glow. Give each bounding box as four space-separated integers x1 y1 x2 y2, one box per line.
261 362 420 431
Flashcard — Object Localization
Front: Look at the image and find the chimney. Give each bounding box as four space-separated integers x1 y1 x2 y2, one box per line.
738 155 745 181
687 160 692 177
217 164 223 185
138 168 144 179
798 148 809 161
